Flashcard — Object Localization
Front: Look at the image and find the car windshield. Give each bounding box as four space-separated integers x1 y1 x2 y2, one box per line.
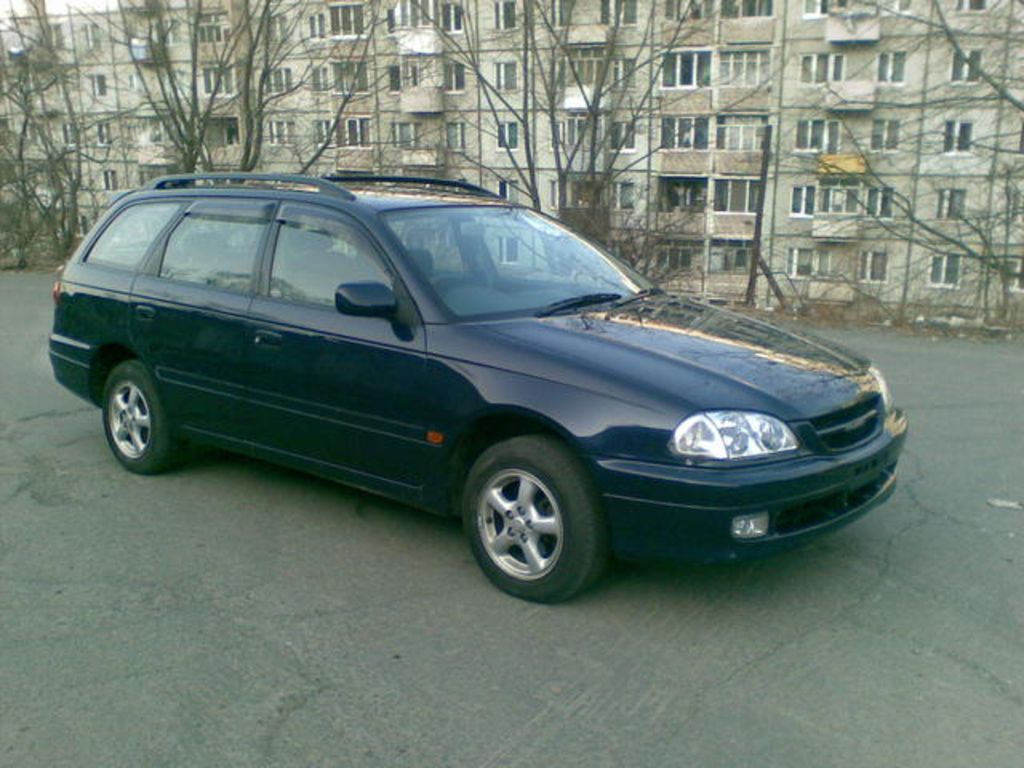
381 205 652 319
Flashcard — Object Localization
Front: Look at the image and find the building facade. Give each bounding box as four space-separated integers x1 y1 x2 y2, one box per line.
2 0 1022 318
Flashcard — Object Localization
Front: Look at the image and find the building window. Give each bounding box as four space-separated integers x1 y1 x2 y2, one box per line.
801 54 844 84
819 178 859 214
334 61 369 92
198 13 229 43
804 0 828 15
61 122 75 146
791 185 815 216
95 122 112 146
269 68 293 93
866 187 895 218
442 2 465 30
311 66 330 91
951 50 981 82
269 14 289 41
661 116 710 150
83 22 102 49
611 57 636 90
662 51 712 88
614 181 636 210
267 121 295 145
495 61 518 90
1007 259 1024 292
714 179 761 213
203 66 235 95
659 177 708 211
446 121 466 149
611 122 636 151
871 119 900 150
930 254 961 286
716 114 767 150
90 74 108 97
392 122 419 147
937 189 967 219
102 170 118 190
943 121 972 153
390 0 435 29
330 4 364 36
444 62 466 91
309 13 327 38
388 65 402 92
859 251 888 283
720 50 770 87
658 242 699 272
315 119 334 145
498 121 520 149
710 241 751 274
955 0 985 10
600 0 638 24
787 247 831 278
796 119 840 152
494 0 516 29
877 52 906 83
566 46 606 87
722 0 773 17
342 116 372 146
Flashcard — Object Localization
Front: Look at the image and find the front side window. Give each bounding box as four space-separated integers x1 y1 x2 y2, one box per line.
86 203 181 269
382 206 648 319
160 212 268 292
270 208 389 306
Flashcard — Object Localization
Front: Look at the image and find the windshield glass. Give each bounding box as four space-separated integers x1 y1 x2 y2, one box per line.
381 205 651 319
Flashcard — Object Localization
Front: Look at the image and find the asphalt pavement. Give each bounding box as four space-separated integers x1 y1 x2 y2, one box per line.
2 271 1022 767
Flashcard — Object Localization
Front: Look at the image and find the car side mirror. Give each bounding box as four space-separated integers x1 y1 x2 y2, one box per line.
335 281 398 317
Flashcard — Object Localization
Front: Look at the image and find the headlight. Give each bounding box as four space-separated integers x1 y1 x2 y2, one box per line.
869 366 893 414
670 411 799 461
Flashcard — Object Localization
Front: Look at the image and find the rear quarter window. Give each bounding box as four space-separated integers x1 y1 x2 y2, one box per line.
85 203 181 269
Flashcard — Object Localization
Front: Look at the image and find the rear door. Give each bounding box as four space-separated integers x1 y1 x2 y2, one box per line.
243 202 430 499
130 197 274 441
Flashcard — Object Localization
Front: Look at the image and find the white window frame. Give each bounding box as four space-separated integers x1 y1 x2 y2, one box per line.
495 61 518 91
787 247 831 279
330 4 365 37
391 121 419 147
444 61 466 92
614 181 636 210
716 115 768 151
929 254 961 287
661 116 710 150
800 53 844 85
498 121 520 150
611 121 637 151
791 185 816 217
269 67 293 94
446 121 467 149
937 188 967 219
714 178 761 214
342 116 372 147
943 120 973 153
314 119 335 146
819 178 860 215
951 50 982 82
267 120 295 145
795 119 841 152
877 52 907 84
309 13 327 39
720 50 770 87
662 50 712 89
871 119 900 151
96 122 112 146
442 2 465 31
494 0 517 29
866 186 895 219
102 169 118 191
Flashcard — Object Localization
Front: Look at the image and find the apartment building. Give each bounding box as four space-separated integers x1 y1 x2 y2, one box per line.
2 0 1021 317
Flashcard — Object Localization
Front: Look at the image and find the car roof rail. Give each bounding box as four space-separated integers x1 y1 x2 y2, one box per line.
145 173 356 200
322 173 500 199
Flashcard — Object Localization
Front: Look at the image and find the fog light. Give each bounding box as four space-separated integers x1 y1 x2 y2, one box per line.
731 512 770 540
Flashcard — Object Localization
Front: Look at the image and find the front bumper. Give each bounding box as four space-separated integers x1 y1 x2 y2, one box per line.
594 411 908 563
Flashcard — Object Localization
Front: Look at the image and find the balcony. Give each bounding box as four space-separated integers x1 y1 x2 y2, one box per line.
710 213 756 238
563 85 594 111
714 150 763 176
818 153 866 174
393 28 442 55
400 85 443 114
656 211 706 236
659 151 711 174
825 81 876 112
567 24 608 45
826 13 880 45
721 18 775 44
812 216 861 241
129 37 152 63
401 147 443 168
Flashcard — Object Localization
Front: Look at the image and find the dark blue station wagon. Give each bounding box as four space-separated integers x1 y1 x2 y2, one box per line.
50 174 908 602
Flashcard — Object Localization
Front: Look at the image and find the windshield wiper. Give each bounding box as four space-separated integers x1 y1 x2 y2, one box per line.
613 287 665 306
535 292 623 317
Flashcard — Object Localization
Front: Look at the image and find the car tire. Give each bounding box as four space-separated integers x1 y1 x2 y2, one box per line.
101 360 182 475
462 435 609 603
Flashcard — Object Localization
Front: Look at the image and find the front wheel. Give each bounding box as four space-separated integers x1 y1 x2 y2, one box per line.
102 360 183 474
462 435 608 603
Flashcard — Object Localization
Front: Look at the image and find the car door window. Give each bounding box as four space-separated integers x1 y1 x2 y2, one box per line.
86 203 181 269
269 207 390 307
160 210 268 292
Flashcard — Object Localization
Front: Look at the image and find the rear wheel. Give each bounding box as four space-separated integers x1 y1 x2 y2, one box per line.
102 360 182 474
462 435 608 603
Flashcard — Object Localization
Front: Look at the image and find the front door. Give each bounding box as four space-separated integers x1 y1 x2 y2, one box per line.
244 203 429 499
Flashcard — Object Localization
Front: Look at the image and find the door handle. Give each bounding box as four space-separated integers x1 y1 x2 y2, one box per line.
253 329 283 348
134 304 156 321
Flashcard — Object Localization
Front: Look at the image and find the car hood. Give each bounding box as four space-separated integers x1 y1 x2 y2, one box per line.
477 297 876 421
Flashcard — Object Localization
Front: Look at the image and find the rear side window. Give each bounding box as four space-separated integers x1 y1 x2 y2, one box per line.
269 208 390 307
85 203 181 269
160 213 268 292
